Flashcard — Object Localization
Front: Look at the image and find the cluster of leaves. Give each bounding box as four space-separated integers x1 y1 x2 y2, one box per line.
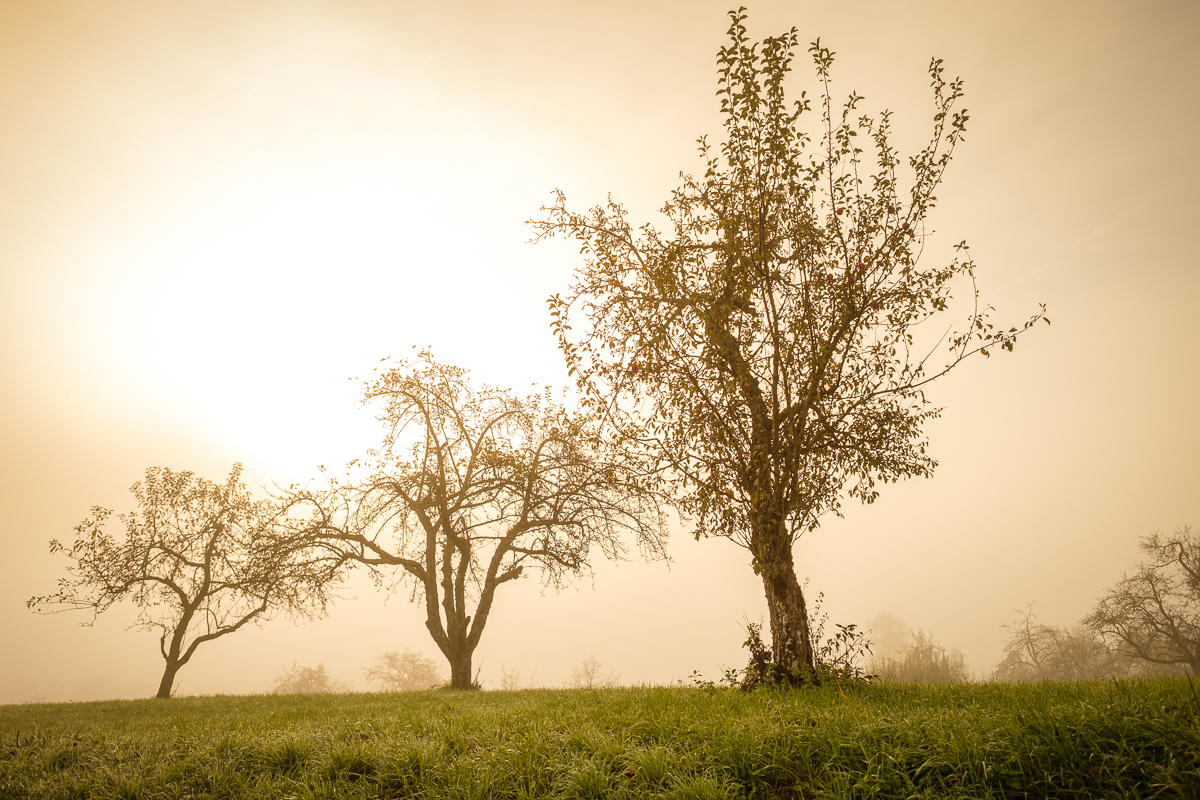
738 619 874 690
728 589 874 691
534 9 1047 552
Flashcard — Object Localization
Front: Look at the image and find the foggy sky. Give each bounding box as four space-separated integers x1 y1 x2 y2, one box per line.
1 0 1197 703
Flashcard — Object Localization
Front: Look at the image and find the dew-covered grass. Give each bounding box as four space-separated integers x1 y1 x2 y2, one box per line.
1 678 1197 798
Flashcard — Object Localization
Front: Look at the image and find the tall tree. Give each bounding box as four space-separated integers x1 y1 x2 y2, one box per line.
531 10 1045 681
1083 526 1200 675
283 352 666 689
28 465 332 698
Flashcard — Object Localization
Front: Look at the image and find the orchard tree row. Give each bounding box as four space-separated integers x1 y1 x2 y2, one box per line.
30 8 1052 697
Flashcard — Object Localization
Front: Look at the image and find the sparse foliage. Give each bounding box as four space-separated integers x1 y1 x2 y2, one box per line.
566 655 619 689
273 662 349 695
996 604 1120 682
497 665 536 691
28 465 333 699
870 629 969 684
995 604 1184 681
685 666 743 692
807 590 874 683
532 9 1045 681
1083 526 1200 675
364 648 443 692
281 352 667 689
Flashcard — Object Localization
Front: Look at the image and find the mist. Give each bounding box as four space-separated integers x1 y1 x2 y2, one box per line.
2 0 1198 704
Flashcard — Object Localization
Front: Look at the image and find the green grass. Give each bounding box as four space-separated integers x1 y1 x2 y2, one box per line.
1 678 1197 798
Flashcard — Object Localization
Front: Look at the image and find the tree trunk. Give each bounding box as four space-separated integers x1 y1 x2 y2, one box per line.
447 645 475 690
156 659 182 699
753 523 814 682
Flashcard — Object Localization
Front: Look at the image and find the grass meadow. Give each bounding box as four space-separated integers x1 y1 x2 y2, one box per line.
1 678 1197 799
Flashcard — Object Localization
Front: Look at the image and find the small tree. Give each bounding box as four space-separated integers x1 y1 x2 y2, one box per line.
870 629 968 684
364 648 443 692
28 465 332 698
1083 526 1200 675
532 9 1045 681
284 352 667 689
273 662 350 694
566 655 619 689
497 664 535 691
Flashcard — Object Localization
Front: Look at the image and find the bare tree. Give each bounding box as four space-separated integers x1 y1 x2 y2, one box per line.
283 352 667 689
1083 526 1200 675
566 655 619 689
273 662 350 694
995 604 1074 682
497 664 535 691
531 10 1046 680
28 465 333 699
364 648 443 692
995 603 1180 682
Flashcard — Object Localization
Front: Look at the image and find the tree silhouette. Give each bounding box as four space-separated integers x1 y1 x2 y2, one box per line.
29 465 333 698
283 352 666 689
532 9 1045 680
1084 526 1200 675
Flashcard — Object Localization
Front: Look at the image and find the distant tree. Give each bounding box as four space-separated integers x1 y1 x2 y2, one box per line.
28 465 333 699
532 9 1046 682
995 604 1121 682
364 648 443 692
497 664 535 691
282 352 667 689
869 629 969 684
273 662 349 694
866 611 914 660
995 603 1183 682
566 655 619 689
1082 526 1200 675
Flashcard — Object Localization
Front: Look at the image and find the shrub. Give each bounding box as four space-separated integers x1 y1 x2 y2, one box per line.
363 649 442 692
273 662 350 694
869 629 970 684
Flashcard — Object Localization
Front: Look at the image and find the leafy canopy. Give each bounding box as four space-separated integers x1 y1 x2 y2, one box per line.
532 9 1046 549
